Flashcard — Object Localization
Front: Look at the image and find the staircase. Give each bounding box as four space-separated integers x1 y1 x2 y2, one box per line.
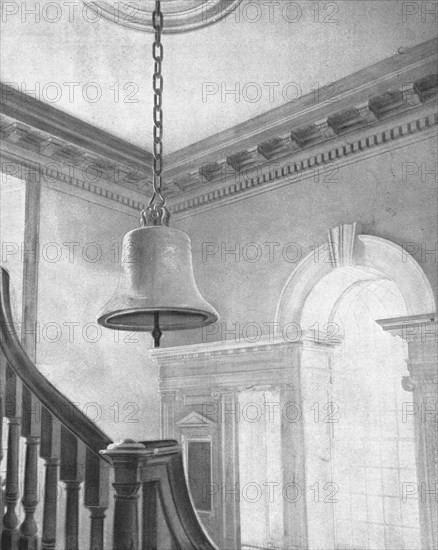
0 267 218 550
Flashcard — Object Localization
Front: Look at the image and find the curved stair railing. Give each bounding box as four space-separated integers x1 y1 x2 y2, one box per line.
0 267 218 550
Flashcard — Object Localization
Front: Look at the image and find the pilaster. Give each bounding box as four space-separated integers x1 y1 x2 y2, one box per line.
378 314 438 550
211 388 241 550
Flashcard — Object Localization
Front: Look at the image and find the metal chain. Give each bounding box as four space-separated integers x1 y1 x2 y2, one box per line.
152 0 163 191
142 0 170 227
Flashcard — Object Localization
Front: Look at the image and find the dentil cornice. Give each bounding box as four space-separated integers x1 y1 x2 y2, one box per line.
1 38 436 215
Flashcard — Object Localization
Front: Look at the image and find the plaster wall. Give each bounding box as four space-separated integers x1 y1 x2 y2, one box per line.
35 185 161 440
0 175 26 322
9 130 435 445
169 135 437 347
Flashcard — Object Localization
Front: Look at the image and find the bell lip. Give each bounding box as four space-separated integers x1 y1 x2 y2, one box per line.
97 306 219 332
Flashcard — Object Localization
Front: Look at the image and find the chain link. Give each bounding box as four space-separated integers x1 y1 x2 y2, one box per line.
141 0 170 227
152 0 164 193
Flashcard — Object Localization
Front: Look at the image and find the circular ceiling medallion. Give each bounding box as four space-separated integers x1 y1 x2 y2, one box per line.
84 0 244 33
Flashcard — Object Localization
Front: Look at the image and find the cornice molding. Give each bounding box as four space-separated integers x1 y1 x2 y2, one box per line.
163 39 437 216
153 329 341 364
164 38 437 177
156 333 337 394
1 39 436 215
0 142 147 213
0 83 152 211
0 82 153 171
377 313 437 343
168 109 437 218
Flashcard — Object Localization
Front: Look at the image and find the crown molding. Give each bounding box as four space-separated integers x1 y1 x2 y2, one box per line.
1 39 436 215
162 38 437 215
164 38 437 177
0 83 153 171
168 108 437 219
0 82 152 211
0 140 147 213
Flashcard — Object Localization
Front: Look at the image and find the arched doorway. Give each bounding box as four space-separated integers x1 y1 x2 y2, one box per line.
276 223 436 550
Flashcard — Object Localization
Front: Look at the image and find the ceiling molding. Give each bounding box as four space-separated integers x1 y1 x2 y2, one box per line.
161 38 437 214
0 141 147 212
1 38 436 216
168 109 437 219
84 0 244 34
164 38 437 178
0 82 153 187
0 83 152 210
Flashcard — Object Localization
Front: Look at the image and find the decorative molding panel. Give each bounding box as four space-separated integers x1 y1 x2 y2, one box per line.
84 0 244 34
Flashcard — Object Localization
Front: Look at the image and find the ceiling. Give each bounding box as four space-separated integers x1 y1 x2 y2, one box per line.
1 0 437 153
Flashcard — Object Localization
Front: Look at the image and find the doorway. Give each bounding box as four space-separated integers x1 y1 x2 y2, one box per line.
327 278 420 549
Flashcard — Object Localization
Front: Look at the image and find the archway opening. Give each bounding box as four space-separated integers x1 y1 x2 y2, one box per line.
302 271 420 549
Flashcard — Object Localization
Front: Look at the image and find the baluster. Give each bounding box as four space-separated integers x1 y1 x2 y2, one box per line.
18 387 41 549
0 350 6 538
101 440 146 550
2 365 22 549
60 427 85 550
84 448 109 550
40 407 61 550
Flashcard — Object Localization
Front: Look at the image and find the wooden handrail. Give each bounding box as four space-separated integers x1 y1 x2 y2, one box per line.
140 441 218 550
0 267 112 461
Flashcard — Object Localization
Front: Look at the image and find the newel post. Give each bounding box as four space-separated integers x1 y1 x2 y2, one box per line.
101 440 147 550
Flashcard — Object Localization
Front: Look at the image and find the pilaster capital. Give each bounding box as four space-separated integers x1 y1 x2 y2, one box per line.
158 389 183 402
401 373 438 393
210 387 241 400
378 314 438 394
377 313 437 344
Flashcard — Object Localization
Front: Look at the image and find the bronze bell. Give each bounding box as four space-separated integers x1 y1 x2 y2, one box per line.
97 225 219 343
98 2 219 346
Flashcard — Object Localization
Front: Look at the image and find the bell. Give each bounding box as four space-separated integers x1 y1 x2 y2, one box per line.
97 226 218 343
97 2 219 346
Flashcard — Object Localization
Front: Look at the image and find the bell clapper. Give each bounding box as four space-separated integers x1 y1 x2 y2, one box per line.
152 311 162 348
